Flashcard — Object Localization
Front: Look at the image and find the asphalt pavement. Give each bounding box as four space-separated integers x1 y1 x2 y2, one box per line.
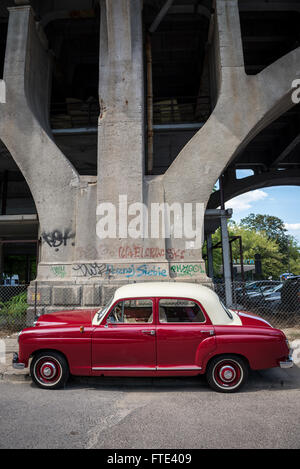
0 367 300 449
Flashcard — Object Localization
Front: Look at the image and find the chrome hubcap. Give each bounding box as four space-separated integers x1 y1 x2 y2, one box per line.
219 365 236 383
41 362 56 379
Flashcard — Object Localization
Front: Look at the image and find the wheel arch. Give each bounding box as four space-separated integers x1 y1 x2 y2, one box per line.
30 348 70 369
204 352 250 372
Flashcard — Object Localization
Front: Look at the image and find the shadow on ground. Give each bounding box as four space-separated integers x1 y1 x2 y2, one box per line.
56 365 300 394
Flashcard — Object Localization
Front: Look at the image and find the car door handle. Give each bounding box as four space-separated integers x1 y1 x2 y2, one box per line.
200 330 214 336
142 330 156 336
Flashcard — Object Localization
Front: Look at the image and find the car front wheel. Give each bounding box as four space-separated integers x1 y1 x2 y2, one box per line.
30 351 69 389
206 355 248 393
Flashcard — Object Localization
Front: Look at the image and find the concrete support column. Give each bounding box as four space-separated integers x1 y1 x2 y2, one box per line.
0 241 4 285
97 0 144 260
216 0 244 69
0 6 80 265
220 216 232 306
206 234 214 280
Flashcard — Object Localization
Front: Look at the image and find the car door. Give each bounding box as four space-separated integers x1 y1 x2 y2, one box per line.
156 297 216 373
91 297 156 374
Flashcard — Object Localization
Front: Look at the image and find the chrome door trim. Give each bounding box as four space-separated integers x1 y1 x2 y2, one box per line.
156 366 202 371
92 366 202 371
92 367 157 371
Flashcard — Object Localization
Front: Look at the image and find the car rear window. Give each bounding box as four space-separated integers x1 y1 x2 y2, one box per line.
158 299 206 323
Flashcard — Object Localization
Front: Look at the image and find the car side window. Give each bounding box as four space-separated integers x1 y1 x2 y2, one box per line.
107 299 153 324
159 299 205 323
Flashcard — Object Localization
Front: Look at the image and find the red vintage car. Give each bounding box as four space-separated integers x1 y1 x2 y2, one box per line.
13 282 293 392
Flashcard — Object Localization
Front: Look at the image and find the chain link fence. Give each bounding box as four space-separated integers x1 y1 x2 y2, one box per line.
215 278 300 329
0 285 29 332
0 278 299 333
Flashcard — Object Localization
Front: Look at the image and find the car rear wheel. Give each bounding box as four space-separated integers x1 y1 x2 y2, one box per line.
206 355 248 393
30 351 69 390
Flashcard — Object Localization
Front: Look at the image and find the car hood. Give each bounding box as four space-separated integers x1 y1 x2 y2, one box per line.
36 309 98 327
235 311 272 328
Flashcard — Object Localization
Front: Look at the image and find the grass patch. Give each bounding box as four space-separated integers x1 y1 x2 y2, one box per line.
0 291 28 331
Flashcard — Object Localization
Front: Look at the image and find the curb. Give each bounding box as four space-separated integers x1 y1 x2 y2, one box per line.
0 370 31 382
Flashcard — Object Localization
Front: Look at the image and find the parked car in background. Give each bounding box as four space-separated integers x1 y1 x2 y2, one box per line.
280 276 300 311
262 284 283 312
14 282 292 393
246 283 283 307
279 273 294 282
235 280 282 306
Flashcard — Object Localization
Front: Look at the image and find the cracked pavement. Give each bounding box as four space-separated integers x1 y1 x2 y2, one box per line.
0 368 300 449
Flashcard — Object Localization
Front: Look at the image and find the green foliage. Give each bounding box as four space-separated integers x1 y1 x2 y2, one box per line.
290 257 300 276
240 213 286 236
230 226 283 278
240 213 290 257
0 292 28 330
205 214 300 280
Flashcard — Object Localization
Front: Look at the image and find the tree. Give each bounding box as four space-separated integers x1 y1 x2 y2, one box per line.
286 236 300 275
229 226 284 278
204 218 300 280
240 213 291 259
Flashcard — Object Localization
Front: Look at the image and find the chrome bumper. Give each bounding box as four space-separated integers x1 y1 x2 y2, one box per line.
12 352 25 370
279 358 293 369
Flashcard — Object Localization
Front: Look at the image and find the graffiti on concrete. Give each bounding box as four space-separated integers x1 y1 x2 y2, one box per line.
31 292 41 302
72 263 108 278
42 229 75 251
72 262 167 279
107 264 167 278
170 264 205 277
51 265 66 278
118 245 185 260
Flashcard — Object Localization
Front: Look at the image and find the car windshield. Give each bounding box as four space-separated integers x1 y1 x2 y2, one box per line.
220 301 233 320
96 295 114 322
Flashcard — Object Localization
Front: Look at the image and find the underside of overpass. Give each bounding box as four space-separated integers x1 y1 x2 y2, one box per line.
1 1 299 205
208 102 300 208
0 0 299 311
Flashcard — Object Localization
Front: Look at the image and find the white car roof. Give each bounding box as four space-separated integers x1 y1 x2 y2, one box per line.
111 282 241 326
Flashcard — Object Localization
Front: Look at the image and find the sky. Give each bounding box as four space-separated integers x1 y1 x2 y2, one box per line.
224 183 300 244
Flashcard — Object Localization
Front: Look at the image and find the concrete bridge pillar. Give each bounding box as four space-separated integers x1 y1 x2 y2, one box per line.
97 0 144 260
93 0 208 285
0 6 80 266
0 240 3 285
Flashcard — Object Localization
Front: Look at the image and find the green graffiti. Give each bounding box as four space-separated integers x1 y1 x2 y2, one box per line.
51 265 66 278
171 264 205 277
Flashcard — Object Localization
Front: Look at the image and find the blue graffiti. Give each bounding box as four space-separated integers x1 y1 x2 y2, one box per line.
106 264 167 278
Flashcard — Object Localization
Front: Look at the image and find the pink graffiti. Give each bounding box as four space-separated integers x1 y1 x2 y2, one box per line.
118 245 185 260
